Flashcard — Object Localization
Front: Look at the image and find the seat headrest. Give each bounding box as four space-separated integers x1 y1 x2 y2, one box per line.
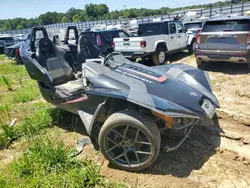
37 37 55 54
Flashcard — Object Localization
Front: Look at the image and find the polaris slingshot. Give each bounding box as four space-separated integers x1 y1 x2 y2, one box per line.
21 27 219 171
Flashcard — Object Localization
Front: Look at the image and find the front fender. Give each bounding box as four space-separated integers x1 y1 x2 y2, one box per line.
187 34 196 45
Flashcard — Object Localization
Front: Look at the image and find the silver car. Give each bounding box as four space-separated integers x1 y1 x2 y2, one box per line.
195 16 250 68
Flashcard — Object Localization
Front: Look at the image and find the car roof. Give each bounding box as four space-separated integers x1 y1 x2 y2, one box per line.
0 35 13 39
184 21 202 24
139 20 182 25
209 16 250 21
96 29 124 33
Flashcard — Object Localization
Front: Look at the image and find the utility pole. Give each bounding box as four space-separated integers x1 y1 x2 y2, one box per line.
124 5 126 10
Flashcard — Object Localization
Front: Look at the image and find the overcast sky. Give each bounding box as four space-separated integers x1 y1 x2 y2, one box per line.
0 0 218 19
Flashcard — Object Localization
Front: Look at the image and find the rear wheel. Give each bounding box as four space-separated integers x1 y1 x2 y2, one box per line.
248 63 250 69
98 110 161 171
153 47 166 66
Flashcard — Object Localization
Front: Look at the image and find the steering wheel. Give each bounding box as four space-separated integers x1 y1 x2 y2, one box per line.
103 52 122 66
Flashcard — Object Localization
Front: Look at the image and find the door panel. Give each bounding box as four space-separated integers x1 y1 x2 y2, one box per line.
176 22 187 49
167 23 178 51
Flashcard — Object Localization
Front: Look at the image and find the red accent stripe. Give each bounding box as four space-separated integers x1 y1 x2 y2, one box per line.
63 96 88 104
128 69 167 82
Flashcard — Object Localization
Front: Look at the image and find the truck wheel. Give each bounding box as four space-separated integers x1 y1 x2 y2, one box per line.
248 63 250 69
153 48 166 66
187 40 195 54
98 110 161 171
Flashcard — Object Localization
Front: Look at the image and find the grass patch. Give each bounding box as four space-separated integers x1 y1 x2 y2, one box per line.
12 84 40 103
0 136 124 188
0 104 54 149
0 60 27 76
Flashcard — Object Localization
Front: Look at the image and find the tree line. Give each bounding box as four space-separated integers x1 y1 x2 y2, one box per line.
0 1 248 31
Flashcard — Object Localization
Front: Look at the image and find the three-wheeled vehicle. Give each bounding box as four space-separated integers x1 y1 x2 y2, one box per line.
21 26 219 171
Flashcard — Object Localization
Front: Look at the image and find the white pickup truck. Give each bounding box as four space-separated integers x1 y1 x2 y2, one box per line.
113 21 190 65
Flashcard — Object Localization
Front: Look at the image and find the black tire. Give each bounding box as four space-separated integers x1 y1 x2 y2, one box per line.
248 63 250 69
187 39 195 54
98 110 161 171
153 47 166 66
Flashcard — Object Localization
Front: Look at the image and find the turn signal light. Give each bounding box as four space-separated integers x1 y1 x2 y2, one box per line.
152 111 174 128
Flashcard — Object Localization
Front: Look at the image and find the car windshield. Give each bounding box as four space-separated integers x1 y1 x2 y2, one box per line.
106 54 132 66
138 23 164 36
202 19 250 32
184 22 202 29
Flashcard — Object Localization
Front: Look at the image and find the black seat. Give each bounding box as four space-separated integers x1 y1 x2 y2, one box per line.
36 37 73 85
77 35 100 64
36 37 83 98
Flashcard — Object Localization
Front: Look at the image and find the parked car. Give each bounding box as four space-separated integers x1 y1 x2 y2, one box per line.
4 41 25 64
195 16 250 68
184 21 205 53
81 29 131 55
113 21 189 66
0 35 15 54
4 34 30 64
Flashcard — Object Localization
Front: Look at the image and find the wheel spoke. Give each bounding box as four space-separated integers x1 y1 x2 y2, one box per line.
135 141 152 145
111 129 124 138
136 151 152 155
106 136 118 145
112 153 126 161
106 144 119 153
123 125 129 137
124 154 131 167
134 129 139 142
134 151 141 166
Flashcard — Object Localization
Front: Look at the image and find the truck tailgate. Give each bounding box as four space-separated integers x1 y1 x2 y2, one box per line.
114 37 145 52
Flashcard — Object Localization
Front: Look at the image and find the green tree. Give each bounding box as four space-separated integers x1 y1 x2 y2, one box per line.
66 8 83 21
72 14 80 22
61 16 69 23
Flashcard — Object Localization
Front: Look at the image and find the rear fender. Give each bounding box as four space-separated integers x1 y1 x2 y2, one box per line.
154 41 167 51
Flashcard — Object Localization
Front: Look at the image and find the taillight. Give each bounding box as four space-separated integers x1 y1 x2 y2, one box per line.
196 35 200 44
140 41 146 48
247 34 250 44
16 49 20 56
197 28 202 33
112 41 115 48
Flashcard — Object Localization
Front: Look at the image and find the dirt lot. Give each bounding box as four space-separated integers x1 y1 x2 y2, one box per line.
78 53 250 188
1 53 250 187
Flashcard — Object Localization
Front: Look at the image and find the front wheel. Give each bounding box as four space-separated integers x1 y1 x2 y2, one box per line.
98 110 161 171
187 40 195 54
153 48 166 66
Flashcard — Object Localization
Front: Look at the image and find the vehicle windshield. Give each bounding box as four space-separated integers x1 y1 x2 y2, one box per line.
138 23 164 36
106 54 132 66
202 19 250 32
184 22 202 29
